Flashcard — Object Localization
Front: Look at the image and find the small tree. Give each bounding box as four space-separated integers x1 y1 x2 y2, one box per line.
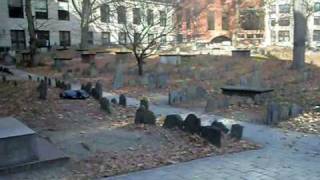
105 0 179 76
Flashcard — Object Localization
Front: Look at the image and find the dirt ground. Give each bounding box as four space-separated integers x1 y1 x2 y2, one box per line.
0 80 260 179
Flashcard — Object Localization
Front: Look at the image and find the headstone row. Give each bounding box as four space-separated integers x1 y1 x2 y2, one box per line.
169 86 208 105
265 102 303 125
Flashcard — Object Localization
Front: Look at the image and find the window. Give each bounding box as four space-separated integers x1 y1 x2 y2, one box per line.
147 9 154 26
133 8 141 25
176 34 183 43
271 30 277 42
270 18 276 26
247 34 254 38
59 31 71 46
279 4 290 14
207 11 215 30
159 11 166 27
314 16 320 25
222 12 229 30
58 0 70 20
269 5 276 14
35 0 48 19
278 31 290 42
10 30 26 50
118 32 127 44
148 34 154 43
117 6 126 24
313 30 320 41
8 0 24 18
278 17 290 26
315 2 320 12
176 11 182 28
88 32 94 45
134 33 140 44
35 30 50 47
100 4 110 23
102 32 110 45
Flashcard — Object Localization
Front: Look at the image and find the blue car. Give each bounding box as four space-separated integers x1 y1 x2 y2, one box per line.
60 90 89 99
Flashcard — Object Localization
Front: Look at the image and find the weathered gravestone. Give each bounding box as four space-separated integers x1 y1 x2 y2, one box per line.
111 98 117 104
211 121 229 134
168 90 186 105
205 96 229 112
37 80 47 100
119 94 127 107
163 114 184 129
93 81 103 100
183 114 201 134
83 82 92 94
134 106 156 125
200 126 222 147
112 62 124 89
100 97 111 114
140 98 149 110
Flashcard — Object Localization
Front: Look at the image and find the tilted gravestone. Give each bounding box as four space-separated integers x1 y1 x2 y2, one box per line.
163 114 184 129
134 106 156 125
94 81 103 100
100 97 111 114
119 94 127 107
83 82 93 94
230 124 244 140
37 80 47 100
111 98 117 104
211 121 229 134
183 114 201 134
200 126 222 147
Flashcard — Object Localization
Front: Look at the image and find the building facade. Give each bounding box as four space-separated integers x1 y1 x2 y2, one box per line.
0 0 175 52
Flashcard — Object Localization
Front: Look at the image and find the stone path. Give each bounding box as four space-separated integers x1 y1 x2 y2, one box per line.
3 66 320 180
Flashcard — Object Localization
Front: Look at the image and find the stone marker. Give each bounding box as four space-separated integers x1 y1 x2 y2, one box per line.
230 124 244 140
119 94 127 107
140 98 149 110
183 114 201 134
100 97 111 114
163 114 184 129
112 61 124 89
134 106 156 125
266 102 280 125
111 98 117 104
211 121 229 134
94 81 103 100
200 126 222 147
37 80 47 100
28 75 32 80
84 82 92 94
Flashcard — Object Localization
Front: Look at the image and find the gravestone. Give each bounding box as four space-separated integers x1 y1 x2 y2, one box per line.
37 80 47 100
266 102 281 125
112 61 124 89
140 98 149 110
134 106 156 125
211 121 229 134
200 126 222 147
159 55 181 65
163 114 184 129
0 117 38 167
168 90 186 105
183 114 201 134
119 94 127 107
232 50 251 58
100 97 111 114
205 96 229 112
83 82 92 94
230 124 243 140
111 98 117 104
94 81 103 100
289 104 303 118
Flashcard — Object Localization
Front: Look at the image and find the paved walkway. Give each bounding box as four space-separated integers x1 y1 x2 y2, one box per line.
4 66 320 180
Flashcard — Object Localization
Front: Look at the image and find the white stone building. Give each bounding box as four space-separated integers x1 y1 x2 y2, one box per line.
0 0 176 52
264 0 320 48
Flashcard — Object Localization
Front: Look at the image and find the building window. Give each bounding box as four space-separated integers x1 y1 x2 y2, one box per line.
271 30 277 42
35 30 50 47
222 12 229 30
117 6 126 24
147 10 154 26
313 30 320 41
315 2 320 12
269 5 276 14
207 11 215 30
58 0 70 21
314 16 320 25
35 0 48 19
119 32 127 44
88 32 94 45
133 8 141 25
59 31 71 47
278 17 290 26
279 4 290 14
102 32 110 45
10 30 26 50
8 0 24 18
159 11 166 27
278 31 290 42
270 18 276 26
176 34 183 43
100 4 110 23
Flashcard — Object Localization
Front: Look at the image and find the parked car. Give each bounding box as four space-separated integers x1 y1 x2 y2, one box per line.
60 90 89 99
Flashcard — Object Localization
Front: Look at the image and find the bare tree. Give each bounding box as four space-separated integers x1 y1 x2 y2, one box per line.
25 0 37 66
102 0 179 76
292 0 307 70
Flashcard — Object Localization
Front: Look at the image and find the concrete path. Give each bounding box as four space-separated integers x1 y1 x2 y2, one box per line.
3 65 320 180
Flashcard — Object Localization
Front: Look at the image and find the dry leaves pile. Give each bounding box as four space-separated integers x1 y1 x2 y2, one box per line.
279 111 320 134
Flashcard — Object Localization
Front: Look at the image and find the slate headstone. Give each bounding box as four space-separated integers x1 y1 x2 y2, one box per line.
100 97 111 114
230 124 244 140
134 106 156 125
163 114 184 129
211 121 229 134
183 114 201 134
200 126 222 147
119 94 127 107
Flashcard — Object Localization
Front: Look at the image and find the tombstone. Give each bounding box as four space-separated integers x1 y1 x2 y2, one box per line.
37 80 47 100
83 82 93 94
159 55 181 65
119 94 127 107
230 124 244 140
94 81 103 100
200 126 222 147
163 114 184 129
134 106 156 125
111 98 117 104
205 96 229 112
28 75 32 81
183 114 201 134
112 62 124 89
100 97 111 114
211 121 229 134
48 78 52 86
168 90 186 105
289 104 303 118
140 98 149 110
265 102 281 125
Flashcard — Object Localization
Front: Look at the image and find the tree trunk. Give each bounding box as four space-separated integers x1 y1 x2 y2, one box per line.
80 0 90 49
137 58 143 76
25 0 37 66
292 0 306 70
